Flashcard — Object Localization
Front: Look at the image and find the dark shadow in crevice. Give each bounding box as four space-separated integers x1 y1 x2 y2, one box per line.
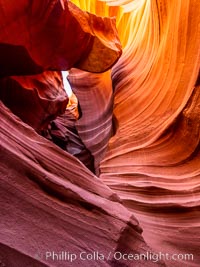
0 43 43 77
41 109 95 174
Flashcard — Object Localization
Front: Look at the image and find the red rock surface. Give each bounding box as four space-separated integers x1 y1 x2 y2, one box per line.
68 69 114 175
1 0 200 267
43 106 95 173
70 0 200 266
0 101 164 267
0 0 122 76
0 71 68 132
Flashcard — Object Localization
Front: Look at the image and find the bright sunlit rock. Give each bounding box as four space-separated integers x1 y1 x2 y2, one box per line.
61 71 72 97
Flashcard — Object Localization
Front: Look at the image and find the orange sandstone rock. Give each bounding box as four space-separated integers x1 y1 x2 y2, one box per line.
0 71 68 131
0 0 122 76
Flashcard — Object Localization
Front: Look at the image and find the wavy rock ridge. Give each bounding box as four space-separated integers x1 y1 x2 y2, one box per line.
72 0 200 266
0 0 200 267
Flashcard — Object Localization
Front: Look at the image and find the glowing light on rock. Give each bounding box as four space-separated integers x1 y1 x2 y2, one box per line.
62 71 73 97
0 1 200 266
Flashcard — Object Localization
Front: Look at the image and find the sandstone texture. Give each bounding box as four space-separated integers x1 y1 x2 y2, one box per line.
0 0 200 267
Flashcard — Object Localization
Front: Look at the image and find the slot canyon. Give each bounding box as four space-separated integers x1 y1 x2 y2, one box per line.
0 0 200 266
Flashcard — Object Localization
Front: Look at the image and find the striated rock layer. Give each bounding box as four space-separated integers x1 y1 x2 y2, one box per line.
1 0 200 266
68 69 114 175
0 101 165 267
72 0 200 266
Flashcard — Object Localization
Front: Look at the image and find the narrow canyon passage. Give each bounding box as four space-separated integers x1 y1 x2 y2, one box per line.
0 0 200 267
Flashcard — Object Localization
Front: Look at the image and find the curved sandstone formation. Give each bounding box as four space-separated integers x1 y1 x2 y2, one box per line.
0 71 68 132
0 101 164 267
72 0 200 266
0 0 200 267
0 0 122 76
68 69 114 175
